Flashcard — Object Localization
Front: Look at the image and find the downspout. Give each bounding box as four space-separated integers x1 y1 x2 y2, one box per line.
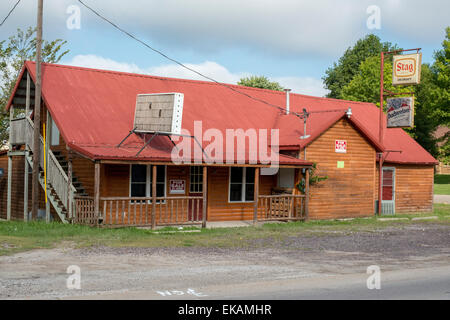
378 152 384 216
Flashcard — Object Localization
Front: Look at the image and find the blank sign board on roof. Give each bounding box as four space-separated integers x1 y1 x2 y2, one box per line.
134 93 184 134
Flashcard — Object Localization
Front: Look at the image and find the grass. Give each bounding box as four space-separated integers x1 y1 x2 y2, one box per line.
0 204 449 256
434 174 450 195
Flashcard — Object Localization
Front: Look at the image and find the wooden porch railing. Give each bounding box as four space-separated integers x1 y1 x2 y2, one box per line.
257 194 306 221
73 196 96 225
10 117 26 145
72 196 204 227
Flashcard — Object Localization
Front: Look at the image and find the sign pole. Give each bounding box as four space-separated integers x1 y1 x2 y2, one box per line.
377 48 421 216
378 52 384 216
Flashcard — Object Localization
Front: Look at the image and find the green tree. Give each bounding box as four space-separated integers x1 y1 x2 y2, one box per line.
430 27 450 162
340 55 414 107
340 54 439 154
323 34 398 99
238 75 284 91
0 27 69 147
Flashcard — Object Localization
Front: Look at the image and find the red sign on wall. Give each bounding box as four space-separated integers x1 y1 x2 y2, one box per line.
335 140 347 153
170 180 185 194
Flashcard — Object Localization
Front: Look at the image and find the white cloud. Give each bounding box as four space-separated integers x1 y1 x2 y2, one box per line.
150 61 248 84
64 54 328 96
68 55 144 74
274 77 328 97
4 0 449 58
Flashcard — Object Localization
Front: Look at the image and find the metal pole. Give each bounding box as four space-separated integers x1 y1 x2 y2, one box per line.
377 52 385 216
202 166 207 228
253 167 260 225
31 0 43 220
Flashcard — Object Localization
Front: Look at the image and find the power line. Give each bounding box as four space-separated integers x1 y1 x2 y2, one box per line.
76 0 307 117
0 0 21 27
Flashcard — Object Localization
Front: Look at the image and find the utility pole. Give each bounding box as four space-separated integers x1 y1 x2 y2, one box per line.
31 0 43 220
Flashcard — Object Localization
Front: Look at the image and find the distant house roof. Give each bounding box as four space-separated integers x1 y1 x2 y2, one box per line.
433 125 449 148
6 61 437 165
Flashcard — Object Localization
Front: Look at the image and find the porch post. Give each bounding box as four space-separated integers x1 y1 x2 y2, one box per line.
253 167 260 225
24 73 30 222
45 110 50 223
305 168 310 219
7 155 12 221
94 161 100 224
151 165 157 229
25 73 30 116
24 156 29 221
67 152 73 220
7 105 13 221
202 166 207 228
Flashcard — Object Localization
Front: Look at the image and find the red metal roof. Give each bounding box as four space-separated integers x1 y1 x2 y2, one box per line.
7 61 437 165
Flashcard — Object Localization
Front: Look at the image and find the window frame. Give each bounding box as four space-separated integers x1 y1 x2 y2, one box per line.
381 166 396 202
228 167 255 203
129 164 167 202
49 114 60 146
189 166 203 193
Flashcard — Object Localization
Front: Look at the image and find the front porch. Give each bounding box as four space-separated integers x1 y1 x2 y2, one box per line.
71 164 311 228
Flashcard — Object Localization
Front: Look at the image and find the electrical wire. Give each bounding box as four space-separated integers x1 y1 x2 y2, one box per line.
78 0 348 120
76 0 311 117
0 0 21 27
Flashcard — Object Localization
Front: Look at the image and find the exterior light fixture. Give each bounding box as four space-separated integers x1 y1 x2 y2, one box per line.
346 107 352 119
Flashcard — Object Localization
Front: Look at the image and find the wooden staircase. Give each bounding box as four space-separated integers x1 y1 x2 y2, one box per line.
24 118 77 223
52 151 88 197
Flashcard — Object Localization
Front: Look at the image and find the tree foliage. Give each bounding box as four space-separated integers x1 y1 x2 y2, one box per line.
325 29 450 159
323 34 398 99
430 27 450 163
0 27 69 147
238 75 284 91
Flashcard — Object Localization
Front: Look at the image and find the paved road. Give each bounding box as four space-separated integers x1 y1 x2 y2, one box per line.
434 194 450 204
215 265 450 300
63 265 450 300
1 223 448 300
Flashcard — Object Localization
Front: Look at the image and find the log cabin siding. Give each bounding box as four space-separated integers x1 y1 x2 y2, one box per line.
375 164 434 213
303 118 377 219
0 155 32 220
207 167 275 221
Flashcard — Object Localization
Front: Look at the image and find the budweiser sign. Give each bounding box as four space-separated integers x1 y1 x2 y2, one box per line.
392 53 422 86
387 97 414 128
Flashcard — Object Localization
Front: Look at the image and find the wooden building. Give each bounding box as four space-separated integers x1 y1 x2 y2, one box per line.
0 61 437 226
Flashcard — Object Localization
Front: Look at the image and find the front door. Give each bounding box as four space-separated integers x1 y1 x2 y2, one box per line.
188 166 203 221
381 167 395 215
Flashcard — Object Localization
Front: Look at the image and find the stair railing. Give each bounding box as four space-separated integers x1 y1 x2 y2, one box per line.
25 117 77 218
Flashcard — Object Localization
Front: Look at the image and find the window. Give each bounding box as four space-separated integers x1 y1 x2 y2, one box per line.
49 115 60 146
130 165 166 200
277 168 295 188
190 166 203 193
382 168 395 201
229 167 255 202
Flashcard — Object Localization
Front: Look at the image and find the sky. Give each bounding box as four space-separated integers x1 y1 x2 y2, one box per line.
1 0 449 97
